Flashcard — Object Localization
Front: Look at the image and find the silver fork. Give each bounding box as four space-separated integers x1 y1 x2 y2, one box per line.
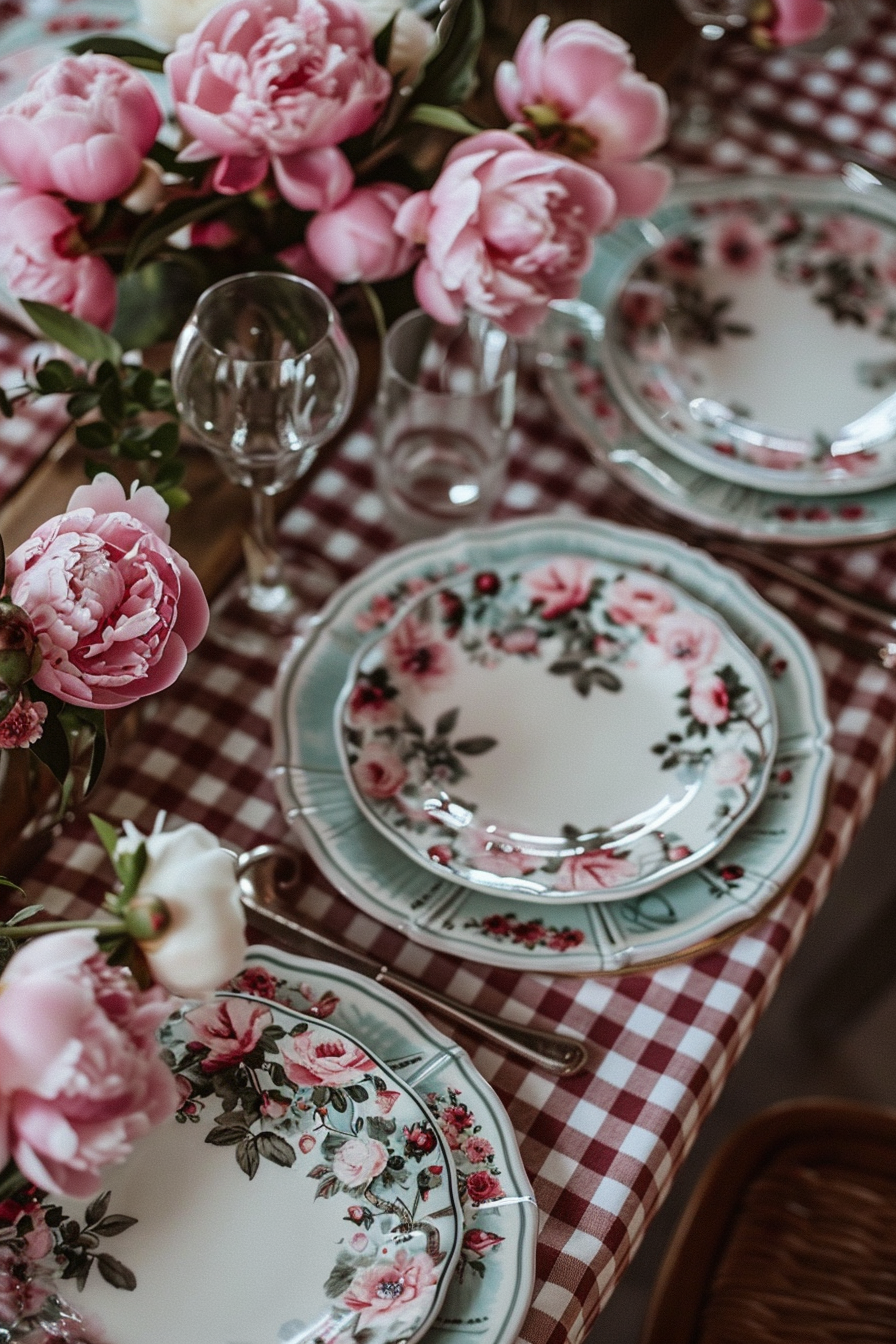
236 844 594 1078
605 495 896 668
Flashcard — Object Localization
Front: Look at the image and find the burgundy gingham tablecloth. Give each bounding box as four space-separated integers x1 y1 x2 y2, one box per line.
7 5 896 1340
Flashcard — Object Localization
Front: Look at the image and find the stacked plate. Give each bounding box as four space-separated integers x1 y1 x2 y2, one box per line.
273 516 832 974
542 172 896 547
28 946 537 1344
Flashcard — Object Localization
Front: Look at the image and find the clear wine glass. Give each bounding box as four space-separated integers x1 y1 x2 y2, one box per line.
171 272 358 625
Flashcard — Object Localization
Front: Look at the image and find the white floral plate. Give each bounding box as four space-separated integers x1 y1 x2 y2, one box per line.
335 560 777 903
15 997 464 1344
273 516 832 972
596 175 896 496
541 300 896 547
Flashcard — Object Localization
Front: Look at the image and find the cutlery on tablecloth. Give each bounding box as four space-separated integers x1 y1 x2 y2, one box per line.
236 844 593 1078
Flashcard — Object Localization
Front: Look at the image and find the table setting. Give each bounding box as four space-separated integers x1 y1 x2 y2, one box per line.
0 0 894 1341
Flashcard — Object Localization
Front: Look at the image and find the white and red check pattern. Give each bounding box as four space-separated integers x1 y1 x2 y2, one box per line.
6 7 896 1340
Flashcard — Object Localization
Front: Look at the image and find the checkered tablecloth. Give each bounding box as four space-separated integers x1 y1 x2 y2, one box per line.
6 4 896 1341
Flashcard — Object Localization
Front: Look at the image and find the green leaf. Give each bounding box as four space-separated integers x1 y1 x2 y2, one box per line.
94 1215 139 1238
90 814 120 863
76 420 116 451
328 1089 348 1113
66 34 168 71
366 1115 396 1141
454 736 497 755
345 1084 369 1103
84 1193 111 1228
205 1128 243 1147
115 842 146 901
408 104 480 135
113 258 207 349
148 421 180 459
2 901 39 920
435 707 459 737
29 708 72 785
256 1133 296 1168
67 389 101 419
99 375 126 426
372 11 396 66
236 1134 260 1180
35 359 77 394
96 1253 137 1291
159 485 190 512
412 0 484 109
21 302 121 365
123 197 225 274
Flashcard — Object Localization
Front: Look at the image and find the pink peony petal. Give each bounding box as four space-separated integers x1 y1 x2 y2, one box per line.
598 159 673 222
213 152 269 195
273 146 354 211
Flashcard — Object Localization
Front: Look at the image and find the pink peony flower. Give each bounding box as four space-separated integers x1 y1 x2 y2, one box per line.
0 55 162 202
166 0 391 210
554 849 638 892
462 1228 503 1258
386 615 454 690
0 696 47 748
343 1249 439 1323
652 610 721 681
394 130 616 337
307 182 421 283
494 17 671 224
184 997 272 1072
756 0 831 46
279 1025 375 1088
0 930 177 1199
332 1135 388 1187
710 748 752 787
0 187 117 330
6 473 209 711
606 573 675 628
522 556 595 619
689 672 730 727
351 740 408 799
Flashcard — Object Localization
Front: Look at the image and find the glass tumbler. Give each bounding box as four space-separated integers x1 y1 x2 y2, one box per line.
374 309 517 540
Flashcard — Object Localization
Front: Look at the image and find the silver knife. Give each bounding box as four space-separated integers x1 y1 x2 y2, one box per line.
236 844 592 1079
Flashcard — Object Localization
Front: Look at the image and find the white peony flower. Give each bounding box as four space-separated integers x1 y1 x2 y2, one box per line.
116 819 246 998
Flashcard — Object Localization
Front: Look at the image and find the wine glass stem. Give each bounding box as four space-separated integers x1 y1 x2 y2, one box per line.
244 488 292 612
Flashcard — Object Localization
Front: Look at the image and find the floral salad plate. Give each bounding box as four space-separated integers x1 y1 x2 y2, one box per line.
541 300 896 547
596 174 896 496
12 996 465 1344
335 558 777 903
273 516 832 973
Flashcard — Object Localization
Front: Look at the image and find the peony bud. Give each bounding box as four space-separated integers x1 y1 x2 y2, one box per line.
0 600 41 696
123 895 172 943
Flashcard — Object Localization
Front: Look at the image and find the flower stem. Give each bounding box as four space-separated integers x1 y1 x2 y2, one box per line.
0 1160 29 1202
0 918 128 941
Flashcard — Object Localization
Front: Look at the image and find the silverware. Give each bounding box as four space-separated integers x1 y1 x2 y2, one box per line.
236 843 593 1079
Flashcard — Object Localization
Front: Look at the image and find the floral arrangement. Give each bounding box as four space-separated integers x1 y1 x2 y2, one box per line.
0 0 670 382
0 472 208 787
0 812 246 1337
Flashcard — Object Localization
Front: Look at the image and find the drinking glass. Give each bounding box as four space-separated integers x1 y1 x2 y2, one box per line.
171 272 358 623
374 309 517 541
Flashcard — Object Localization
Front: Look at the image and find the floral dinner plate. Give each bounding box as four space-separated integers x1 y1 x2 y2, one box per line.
336 559 777 903
9 996 464 1344
273 516 832 973
596 174 896 496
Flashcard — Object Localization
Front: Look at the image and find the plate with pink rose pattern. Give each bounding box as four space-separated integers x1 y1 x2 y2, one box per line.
272 515 831 972
595 174 896 496
335 556 778 903
5 996 464 1344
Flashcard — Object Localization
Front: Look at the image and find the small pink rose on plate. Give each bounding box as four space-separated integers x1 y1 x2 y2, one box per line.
522 556 595 619
332 1136 388 1188
652 609 721 680
343 1248 439 1323
185 998 272 1072
351 740 408 799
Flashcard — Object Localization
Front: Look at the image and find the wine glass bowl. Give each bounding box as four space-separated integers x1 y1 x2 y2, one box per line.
171 272 358 620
